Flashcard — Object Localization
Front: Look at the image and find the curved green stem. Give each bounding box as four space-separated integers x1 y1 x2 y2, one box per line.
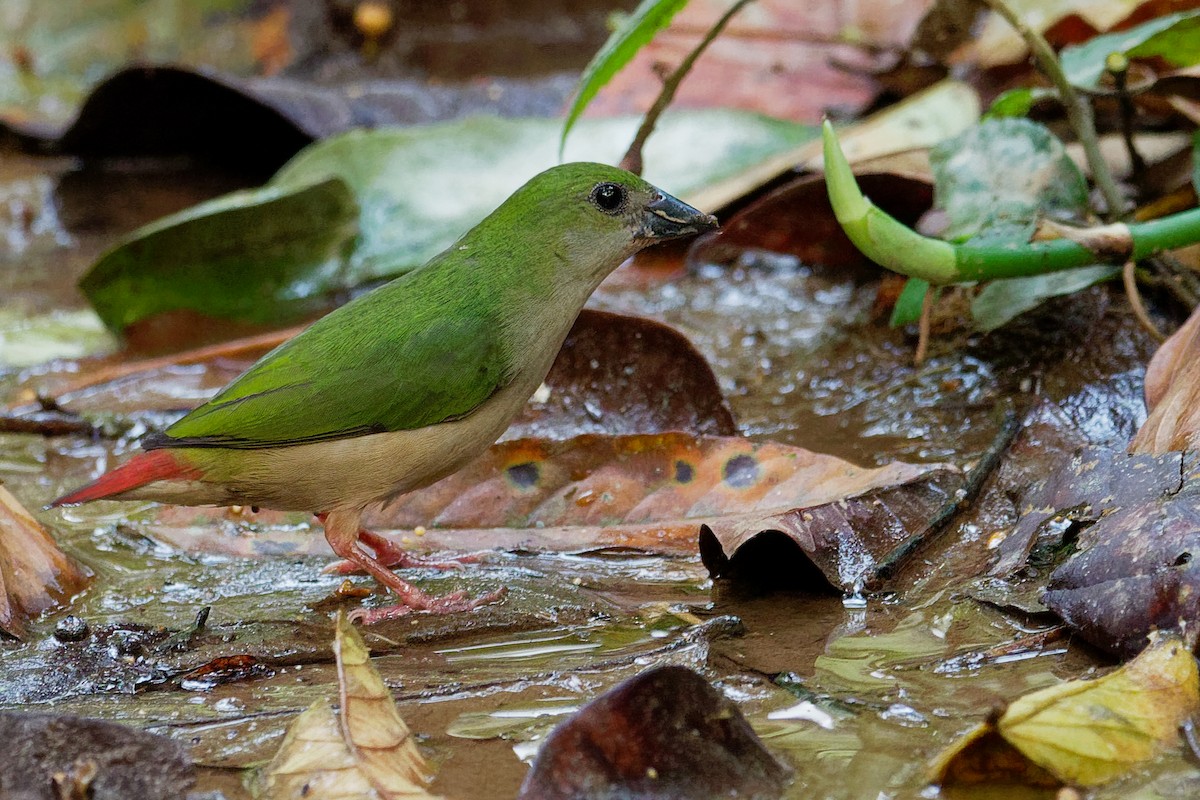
822 121 1200 285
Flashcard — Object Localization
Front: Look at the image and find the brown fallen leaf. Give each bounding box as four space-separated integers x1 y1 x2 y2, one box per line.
691 172 933 274
1042 468 1200 656
517 664 791 799
931 634 1200 789
1131 301 1200 454
20 310 734 439
145 433 959 594
0 484 92 639
256 611 436 799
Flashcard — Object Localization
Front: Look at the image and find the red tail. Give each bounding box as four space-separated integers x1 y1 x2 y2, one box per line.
50 450 200 507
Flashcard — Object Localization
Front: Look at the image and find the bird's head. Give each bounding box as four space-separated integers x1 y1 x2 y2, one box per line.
488 162 719 281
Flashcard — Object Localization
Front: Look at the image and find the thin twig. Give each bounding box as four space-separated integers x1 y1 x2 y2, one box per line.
981 0 1127 220
914 283 936 366
1122 260 1166 341
868 403 1022 586
1148 253 1200 309
619 0 754 175
1107 52 1146 177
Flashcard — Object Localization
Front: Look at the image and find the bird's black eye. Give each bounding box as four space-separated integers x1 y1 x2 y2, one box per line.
590 182 627 214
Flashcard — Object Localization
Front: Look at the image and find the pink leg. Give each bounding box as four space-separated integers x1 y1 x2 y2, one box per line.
319 510 505 624
322 529 482 574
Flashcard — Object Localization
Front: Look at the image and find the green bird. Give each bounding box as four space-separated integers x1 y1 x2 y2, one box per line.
53 162 718 623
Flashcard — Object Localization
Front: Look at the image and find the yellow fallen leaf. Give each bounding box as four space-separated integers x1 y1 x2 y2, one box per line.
257 612 436 799
258 701 384 799
999 634 1199 786
335 611 431 795
932 634 1200 789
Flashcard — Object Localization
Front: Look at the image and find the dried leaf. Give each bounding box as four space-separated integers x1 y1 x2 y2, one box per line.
0 484 93 639
258 612 436 799
518 665 791 799
1131 301 1200 454
147 434 958 596
932 634 1200 788
1042 479 1200 656
1003 634 1199 785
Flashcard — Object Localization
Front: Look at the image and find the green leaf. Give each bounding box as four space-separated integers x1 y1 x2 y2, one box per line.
930 117 1088 245
889 278 930 327
82 177 360 332
929 118 1103 331
1061 11 1200 90
559 0 689 157
0 0 269 131
971 265 1119 332
984 87 1055 119
82 111 811 333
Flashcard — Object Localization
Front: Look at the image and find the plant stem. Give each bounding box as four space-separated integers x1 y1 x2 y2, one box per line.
620 0 754 175
981 0 1127 219
823 120 1200 285
1107 53 1146 177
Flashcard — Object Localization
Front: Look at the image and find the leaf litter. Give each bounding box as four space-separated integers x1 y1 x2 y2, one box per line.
5 2 1200 797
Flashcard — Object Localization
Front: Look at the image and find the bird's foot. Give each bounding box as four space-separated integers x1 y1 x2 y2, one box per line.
347 586 508 624
322 529 483 575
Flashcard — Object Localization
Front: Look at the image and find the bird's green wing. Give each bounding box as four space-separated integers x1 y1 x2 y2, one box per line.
150 267 513 449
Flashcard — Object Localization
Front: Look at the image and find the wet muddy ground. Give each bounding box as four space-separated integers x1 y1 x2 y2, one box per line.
2 145 1195 799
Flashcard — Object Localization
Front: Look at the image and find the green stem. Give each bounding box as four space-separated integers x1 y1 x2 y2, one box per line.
981 0 1127 219
619 0 754 175
822 121 1200 284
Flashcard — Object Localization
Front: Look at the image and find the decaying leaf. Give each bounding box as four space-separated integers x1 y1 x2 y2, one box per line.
988 437 1187 580
506 310 736 440
146 434 959 595
0 711 194 799
1042 481 1200 657
518 665 791 799
1131 302 1200 454
0 483 93 639
257 611 436 799
932 634 1200 789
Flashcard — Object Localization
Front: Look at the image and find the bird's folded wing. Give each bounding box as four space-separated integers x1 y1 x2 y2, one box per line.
148 299 512 450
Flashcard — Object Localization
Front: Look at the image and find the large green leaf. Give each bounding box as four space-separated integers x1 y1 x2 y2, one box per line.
81 110 813 333
928 117 1105 331
930 117 1088 245
559 0 689 156
81 178 360 331
1061 10 1200 90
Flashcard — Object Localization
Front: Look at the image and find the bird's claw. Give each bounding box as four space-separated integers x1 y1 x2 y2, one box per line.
347 586 508 625
322 530 483 575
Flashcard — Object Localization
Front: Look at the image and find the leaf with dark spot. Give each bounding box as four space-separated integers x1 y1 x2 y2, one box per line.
146 434 958 597
517 665 791 800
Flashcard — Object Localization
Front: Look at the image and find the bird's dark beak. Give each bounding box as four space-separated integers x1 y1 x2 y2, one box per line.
641 192 719 241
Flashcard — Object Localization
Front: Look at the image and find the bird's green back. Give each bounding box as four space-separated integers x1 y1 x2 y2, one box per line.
148 162 657 450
